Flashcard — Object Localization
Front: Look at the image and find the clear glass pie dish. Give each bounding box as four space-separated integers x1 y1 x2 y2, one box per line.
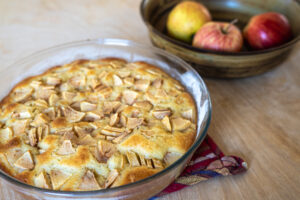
0 38 211 200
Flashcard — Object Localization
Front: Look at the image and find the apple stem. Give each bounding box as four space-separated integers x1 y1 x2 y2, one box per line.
222 19 238 34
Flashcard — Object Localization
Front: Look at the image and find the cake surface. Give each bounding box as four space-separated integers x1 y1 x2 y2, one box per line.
0 58 196 191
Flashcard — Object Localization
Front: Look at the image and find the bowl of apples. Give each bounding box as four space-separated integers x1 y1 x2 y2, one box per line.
140 0 300 78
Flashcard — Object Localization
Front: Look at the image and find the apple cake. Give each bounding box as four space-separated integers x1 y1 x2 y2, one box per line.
0 58 196 191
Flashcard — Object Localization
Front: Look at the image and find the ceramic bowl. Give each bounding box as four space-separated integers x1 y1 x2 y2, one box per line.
140 0 300 78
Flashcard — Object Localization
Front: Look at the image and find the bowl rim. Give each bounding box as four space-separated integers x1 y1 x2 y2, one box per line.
0 38 212 197
140 0 300 56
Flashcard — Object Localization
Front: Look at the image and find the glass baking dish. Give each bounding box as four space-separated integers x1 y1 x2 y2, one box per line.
0 38 211 200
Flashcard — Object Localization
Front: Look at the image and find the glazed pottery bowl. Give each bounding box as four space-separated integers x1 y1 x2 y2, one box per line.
140 0 300 78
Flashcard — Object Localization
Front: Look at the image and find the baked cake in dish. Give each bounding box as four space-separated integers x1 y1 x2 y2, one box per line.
0 58 196 191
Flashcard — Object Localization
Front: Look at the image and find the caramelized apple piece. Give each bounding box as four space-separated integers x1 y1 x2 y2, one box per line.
111 132 128 144
152 158 163 169
139 154 146 166
57 140 75 155
30 81 42 89
50 170 70 190
123 77 134 86
14 151 34 170
28 128 37 147
62 106 85 123
34 99 48 108
109 113 119 126
98 140 116 158
89 146 102 163
182 109 194 121
80 102 97 112
35 86 56 101
146 159 153 169
62 91 76 102
79 170 101 191
69 101 80 110
77 134 97 146
94 85 112 99
0 127 13 143
49 93 59 106
126 151 140 167
104 169 119 188
98 71 108 79
118 70 131 78
59 82 72 92
156 89 168 98
162 116 172 132
101 126 125 137
152 109 172 119
12 119 29 136
30 113 49 127
126 117 144 129
55 127 73 135
115 104 127 114
106 136 115 141
122 90 138 105
46 77 61 86
133 101 153 111
120 115 127 127
152 79 162 88
74 126 93 138
13 87 33 102
134 79 150 91
35 171 51 189
5 148 23 166
113 74 123 86
69 74 86 89
88 77 100 89
83 112 102 122
12 107 32 119
61 130 76 141
43 107 56 120
107 153 127 169
171 117 191 131
103 101 121 114
37 125 49 141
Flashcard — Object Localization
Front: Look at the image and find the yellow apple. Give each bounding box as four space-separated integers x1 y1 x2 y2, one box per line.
167 1 211 43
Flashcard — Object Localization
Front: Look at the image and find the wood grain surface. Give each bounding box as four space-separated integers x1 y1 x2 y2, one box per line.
0 0 299 199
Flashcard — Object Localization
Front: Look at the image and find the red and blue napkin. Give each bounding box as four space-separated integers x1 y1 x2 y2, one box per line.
151 135 247 199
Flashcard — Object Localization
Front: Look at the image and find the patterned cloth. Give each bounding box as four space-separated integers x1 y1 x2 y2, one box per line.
151 135 247 199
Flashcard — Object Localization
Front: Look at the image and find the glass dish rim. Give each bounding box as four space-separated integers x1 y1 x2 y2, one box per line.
0 38 212 197
140 0 300 56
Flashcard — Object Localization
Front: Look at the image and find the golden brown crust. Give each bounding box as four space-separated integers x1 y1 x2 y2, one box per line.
15 171 33 185
98 57 127 64
0 153 10 174
0 58 197 191
51 117 70 129
112 166 161 187
0 137 21 152
60 146 92 166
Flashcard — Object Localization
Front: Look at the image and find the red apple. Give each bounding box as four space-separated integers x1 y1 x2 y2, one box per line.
192 21 243 52
243 12 292 50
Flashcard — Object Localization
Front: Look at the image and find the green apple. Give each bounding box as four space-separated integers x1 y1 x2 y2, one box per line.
167 1 211 43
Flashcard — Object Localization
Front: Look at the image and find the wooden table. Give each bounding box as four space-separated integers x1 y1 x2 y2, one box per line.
0 0 299 199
